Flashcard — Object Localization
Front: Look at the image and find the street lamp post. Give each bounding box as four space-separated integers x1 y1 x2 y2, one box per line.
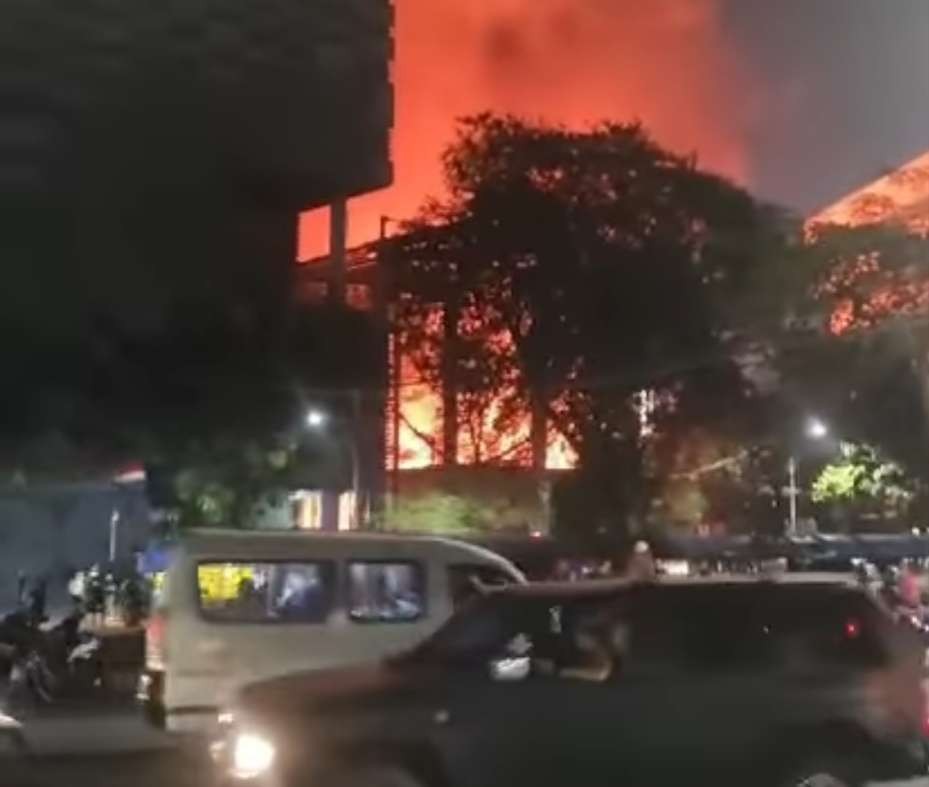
786 455 799 539
785 417 829 539
306 396 363 529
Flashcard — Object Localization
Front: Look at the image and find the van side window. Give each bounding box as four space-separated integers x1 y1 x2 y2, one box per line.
348 561 425 623
448 565 517 609
197 561 335 623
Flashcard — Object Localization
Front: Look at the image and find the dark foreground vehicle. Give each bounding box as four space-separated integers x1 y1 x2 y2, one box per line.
212 576 929 787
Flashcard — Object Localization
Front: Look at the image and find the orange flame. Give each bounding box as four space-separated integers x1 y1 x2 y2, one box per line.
808 150 929 335
305 0 761 469
300 0 756 258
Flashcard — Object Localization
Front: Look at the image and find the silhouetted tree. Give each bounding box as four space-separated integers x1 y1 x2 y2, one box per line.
390 114 776 534
767 224 929 485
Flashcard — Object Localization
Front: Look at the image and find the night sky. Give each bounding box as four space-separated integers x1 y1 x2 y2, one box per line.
725 0 929 213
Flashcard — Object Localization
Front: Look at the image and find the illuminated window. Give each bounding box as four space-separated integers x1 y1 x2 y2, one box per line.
338 491 356 531
346 283 373 311
297 206 331 263
347 561 424 622
197 561 335 623
293 491 323 530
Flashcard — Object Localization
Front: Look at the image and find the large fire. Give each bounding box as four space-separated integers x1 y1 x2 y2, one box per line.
807 150 929 335
300 0 760 471
808 151 929 237
299 0 756 257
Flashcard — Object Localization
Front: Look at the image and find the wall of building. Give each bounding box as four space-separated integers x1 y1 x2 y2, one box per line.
2 0 393 211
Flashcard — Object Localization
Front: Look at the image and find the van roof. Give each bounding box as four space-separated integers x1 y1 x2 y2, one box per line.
175 528 524 577
182 527 495 547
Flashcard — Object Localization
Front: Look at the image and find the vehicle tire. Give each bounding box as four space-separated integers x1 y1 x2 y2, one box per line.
327 765 425 787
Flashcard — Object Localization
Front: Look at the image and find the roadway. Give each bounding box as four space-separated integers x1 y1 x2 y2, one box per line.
4 707 929 787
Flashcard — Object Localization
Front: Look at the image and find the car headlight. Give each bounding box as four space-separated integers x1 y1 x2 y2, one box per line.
232 732 276 780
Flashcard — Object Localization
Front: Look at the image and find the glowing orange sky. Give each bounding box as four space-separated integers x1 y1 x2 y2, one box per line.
298 0 757 259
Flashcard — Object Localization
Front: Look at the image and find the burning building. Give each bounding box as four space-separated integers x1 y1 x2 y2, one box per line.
808 150 929 236
297 224 575 536
806 149 929 336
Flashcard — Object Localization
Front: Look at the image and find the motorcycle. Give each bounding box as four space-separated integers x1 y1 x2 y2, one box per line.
0 605 104 709
38 608 103 699
0 610 57 710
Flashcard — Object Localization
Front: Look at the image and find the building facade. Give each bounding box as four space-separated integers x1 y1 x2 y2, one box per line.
1 2 395 547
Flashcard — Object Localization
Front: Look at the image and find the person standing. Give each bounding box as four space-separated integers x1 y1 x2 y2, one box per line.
27 577 47 625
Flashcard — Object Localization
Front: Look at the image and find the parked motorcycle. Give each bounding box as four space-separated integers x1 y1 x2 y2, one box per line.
0 604 103 710
0 610 57 710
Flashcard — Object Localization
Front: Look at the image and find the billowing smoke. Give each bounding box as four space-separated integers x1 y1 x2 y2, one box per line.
300 0 758 255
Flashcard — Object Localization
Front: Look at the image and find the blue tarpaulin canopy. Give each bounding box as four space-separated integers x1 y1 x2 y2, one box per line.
137 542 175 574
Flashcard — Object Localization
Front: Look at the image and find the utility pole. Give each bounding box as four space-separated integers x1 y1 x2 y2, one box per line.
350 388 363 529
441 291 459 467
380 215 402 510
329 197 348 304
786 455 799 539
109 507 120 563
784 417 829 538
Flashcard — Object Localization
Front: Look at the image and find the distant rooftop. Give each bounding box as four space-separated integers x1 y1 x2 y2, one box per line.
808 149 929 233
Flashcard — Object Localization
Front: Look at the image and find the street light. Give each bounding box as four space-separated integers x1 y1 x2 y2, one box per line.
305 409 326 429
806 417 829 440
786 416 829 538
304 404 362 529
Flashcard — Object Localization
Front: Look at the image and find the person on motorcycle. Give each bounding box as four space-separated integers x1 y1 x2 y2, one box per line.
84 565 105 627
119 574 147 627
27 577 47 626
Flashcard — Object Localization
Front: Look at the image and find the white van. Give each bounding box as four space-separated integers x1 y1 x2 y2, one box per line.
140 529 524 733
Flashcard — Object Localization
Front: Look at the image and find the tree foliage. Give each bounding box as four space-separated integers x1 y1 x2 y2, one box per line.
806 224 929 335
0 205 383 524
377 492 526 535
390 114 776 532
170 432 343 529
770 223 929 483
811 443 916 516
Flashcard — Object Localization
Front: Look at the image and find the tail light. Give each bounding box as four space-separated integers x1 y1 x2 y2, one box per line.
145 611 167 671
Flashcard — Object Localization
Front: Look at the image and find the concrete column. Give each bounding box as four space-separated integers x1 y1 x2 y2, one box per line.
329 198 348 304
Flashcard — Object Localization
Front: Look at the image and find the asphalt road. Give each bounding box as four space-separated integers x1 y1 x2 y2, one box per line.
1 706 212 787
6 752 929 787
3 750 212 787
4 709 929 787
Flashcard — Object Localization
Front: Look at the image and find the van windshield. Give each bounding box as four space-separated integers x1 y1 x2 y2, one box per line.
197 561 335 623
